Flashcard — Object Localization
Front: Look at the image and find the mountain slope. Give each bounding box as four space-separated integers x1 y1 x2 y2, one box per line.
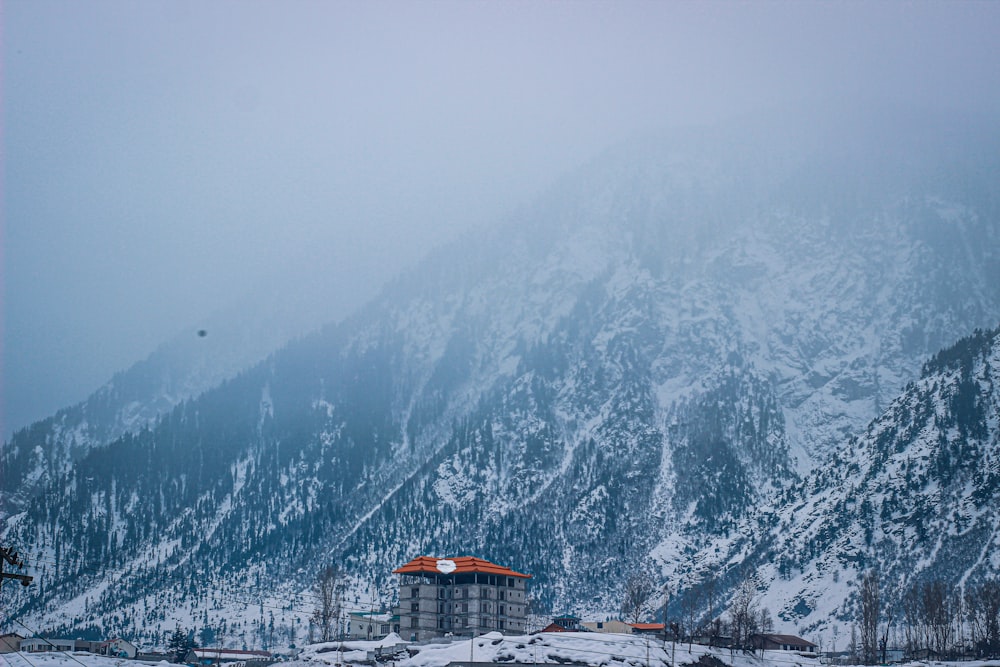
2 113 999 645
702 325 1000 642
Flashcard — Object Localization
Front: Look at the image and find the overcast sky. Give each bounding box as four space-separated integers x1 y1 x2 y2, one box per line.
3 0 1000 437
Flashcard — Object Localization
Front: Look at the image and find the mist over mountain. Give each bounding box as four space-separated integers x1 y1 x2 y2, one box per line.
2 112 999 646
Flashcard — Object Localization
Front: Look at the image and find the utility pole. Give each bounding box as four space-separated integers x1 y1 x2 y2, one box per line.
0 547 34 592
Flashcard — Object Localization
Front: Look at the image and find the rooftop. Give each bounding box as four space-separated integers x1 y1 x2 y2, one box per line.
393 556 531 579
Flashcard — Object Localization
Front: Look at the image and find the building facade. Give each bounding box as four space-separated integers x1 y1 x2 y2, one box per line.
0 634 24 654
348 612 400 640
19 638 75 653
750 634 817 653
394 556 530 641
580 620 632 634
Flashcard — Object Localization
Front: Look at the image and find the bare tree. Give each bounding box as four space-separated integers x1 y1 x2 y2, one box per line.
920 580 954 655
859 570 881 665
680 587 703 648
311 565 343 643
621 568 656 624
902 584 923 655
704 573 718 643
967 579 1000 657
727 573 761 650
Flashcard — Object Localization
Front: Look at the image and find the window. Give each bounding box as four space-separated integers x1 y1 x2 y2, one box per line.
411 602 419 612
499 590 505 600
499 620 505 630
438 602 445 614
438 588 446 599
482 587 490 598
410 618 418 628
411 587 419 598
463 603 469 613
437 618 444 629
499 604 505 615
507 577 515 587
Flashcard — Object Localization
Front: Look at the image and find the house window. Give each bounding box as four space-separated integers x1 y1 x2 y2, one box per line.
499 590 505 600
411 602 419 612
507 577 515 587
482 587 491 598
499 605 505 616
411 587 419 598
410 618 418 628
437 618 444 629
438 588 446 599
499 620 505 630
438 602 445 614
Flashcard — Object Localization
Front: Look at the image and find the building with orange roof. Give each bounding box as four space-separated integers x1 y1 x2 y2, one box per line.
393 556 531 641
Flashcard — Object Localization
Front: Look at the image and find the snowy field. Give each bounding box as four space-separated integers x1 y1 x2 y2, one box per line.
5 634 1000 667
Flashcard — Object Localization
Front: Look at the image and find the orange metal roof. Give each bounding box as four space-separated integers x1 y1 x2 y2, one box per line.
631 623 665 630
393 555 531 578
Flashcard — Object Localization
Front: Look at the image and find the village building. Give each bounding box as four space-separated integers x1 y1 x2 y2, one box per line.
74 641 103 653
184 648 273 665
0 634 24 654
750 633 817 653
98 638 138 658
537 616 586 633
580 620 632 634
393 556 530 641
18 638 75 653
347 611 400 640
630 623 665 636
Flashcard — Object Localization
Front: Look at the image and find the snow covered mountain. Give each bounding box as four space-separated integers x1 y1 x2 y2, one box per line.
2 112 999 646
662 325 1000 645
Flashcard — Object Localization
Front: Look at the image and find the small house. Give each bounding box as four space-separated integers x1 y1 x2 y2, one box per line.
99 638 138 658
19 638 75 653
750 634 817 653
580 620 632 634
348 611 400 640
184 648 273 665
0 634 24 654
552 615 583 631
630 623 665 636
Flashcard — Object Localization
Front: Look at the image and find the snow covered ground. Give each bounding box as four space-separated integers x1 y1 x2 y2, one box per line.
5 633 1000 667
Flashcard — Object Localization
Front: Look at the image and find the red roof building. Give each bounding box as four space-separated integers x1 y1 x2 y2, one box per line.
393 556 531 642
631 623 666 635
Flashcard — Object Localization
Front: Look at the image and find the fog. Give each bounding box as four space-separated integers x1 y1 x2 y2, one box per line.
3 0 999 437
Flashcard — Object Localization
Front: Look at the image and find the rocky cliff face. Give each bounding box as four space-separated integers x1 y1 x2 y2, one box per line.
3 114 998 646
668 326 1000 643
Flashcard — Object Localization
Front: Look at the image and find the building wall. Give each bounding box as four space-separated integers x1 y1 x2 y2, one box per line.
397 573 528 641
580 621 632 634
0 635 23 654
20 639 75 653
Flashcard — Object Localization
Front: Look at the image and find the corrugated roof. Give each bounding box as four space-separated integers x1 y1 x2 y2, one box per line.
631 623 665 631
758 634 817 647
393 556 531 578
192 649 271 658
